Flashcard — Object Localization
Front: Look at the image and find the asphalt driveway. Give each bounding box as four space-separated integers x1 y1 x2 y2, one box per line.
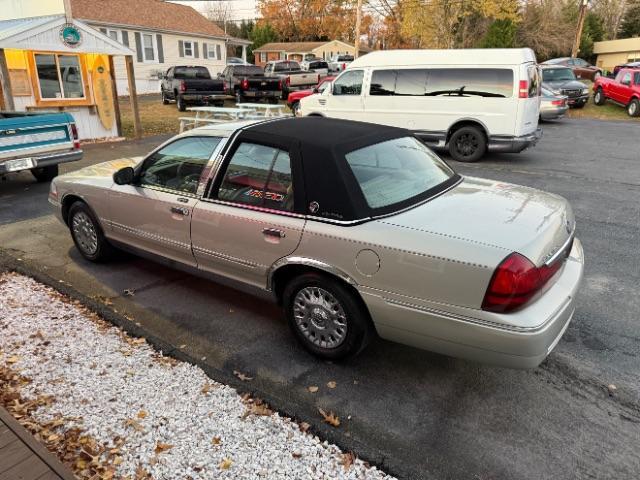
1 118 639 480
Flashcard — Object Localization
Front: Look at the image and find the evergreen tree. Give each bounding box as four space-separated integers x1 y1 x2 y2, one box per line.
479 19 517 48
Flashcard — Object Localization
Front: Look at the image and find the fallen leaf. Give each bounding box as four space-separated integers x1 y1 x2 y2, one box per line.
307 386 319 393
131 338 146 345
219 458 233 470
299 422 311 433
292 452 302 458
123 418 144 432
341 451 356 471
234 370 253 381
154 442 173 454
136 410 147 419
327 381 337 389
212 436 222 445
6 356 20 364
318 408 340 427
201 383 212 394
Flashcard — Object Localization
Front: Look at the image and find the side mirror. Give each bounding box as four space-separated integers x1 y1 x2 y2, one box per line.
312 87 319 93
113 166 135 185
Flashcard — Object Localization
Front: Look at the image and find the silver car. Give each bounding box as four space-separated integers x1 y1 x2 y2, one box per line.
540 87 569 121
50 118 584 368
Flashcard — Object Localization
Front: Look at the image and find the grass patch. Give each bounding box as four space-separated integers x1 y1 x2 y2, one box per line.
566 80 640 122
119 94 184 138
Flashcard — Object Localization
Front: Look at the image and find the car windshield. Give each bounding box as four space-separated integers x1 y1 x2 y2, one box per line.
345 137 455 209
542 68 576 82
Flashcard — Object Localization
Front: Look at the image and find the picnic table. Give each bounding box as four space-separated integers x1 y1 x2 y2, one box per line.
235 103 290 118
179 106 257 132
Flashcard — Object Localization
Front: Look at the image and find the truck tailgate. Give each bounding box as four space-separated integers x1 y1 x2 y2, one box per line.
0 114 74 161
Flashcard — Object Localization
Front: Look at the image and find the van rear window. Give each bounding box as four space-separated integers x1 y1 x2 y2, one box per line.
370 68 514 98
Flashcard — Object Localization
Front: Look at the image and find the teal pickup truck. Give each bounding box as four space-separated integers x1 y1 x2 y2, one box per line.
0 111 82 182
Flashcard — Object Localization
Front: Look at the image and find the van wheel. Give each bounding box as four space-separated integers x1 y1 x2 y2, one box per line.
594 88 606 106
31 165 58 182
627 99 640 117
176 95 186 112
283 273 372 360
448 126 486 162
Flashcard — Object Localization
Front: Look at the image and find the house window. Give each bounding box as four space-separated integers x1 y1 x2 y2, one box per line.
183 41 194 58
207 43 217 59
142 33 155 61
106 29 119 43
34 53 85 100
260 52 267 63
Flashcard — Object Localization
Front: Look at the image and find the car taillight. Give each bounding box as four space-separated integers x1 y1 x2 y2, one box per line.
482 252 565 313
286 76 290 86
551 99 564 106
519 80 529 98
179 80 186 93
242 78 249 90
70 123 80 149
278 79 282 90
342 62 346 70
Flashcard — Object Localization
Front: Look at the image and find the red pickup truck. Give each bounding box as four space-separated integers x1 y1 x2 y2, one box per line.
593 68 640 117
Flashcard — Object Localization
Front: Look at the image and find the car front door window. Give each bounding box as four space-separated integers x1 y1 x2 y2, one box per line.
139 137 221 195
217 142 294 212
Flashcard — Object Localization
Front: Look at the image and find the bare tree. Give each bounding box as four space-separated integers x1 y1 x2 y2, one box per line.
591 0 628 39
205 1 234 34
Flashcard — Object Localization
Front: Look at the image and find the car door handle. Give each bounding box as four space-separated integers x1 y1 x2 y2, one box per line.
170 206 190 216
262 228 285 238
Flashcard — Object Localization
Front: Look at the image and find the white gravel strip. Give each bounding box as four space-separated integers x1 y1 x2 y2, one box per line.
0 273 395 480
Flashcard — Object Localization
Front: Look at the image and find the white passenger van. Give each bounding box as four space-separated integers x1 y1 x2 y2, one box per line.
299 49 542 162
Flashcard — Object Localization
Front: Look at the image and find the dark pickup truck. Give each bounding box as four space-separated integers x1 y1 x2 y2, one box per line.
219 65 281 103
160 66 226 111
263 61 320 100
1 111 82 182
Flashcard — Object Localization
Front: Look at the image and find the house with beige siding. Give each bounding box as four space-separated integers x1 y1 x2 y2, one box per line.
594 37 640 73
70 0 251 94
253 40 371 67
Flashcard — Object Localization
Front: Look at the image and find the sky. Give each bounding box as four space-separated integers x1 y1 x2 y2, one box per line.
172 0 258 22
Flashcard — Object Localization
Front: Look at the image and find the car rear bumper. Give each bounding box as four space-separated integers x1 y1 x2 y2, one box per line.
567 95 589 107
181 93 227 102
488 128 543 153
242 90 280 98
541 105 569 120
360 238 584 369
0 149 83 175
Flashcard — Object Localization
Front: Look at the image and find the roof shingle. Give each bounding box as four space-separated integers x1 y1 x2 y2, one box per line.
70 0 227 38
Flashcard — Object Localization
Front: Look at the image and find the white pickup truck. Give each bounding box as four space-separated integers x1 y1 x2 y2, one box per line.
328 54 354 73
263 60 320 100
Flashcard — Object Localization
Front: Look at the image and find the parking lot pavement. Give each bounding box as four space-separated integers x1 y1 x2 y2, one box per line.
1 118 639 479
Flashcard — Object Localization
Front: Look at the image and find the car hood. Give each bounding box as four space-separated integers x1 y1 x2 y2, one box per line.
543 80 586 91
379 176 574 266
59 157 141 181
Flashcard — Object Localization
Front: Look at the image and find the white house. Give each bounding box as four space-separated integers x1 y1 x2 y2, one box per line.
69 0 251 94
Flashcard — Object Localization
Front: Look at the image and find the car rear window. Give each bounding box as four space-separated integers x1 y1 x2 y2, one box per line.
310 61 328 69
174 67 211 79
370 68 514 97
274 61 300 72
337 55 354 62
234 66 263 76
345 137 455 209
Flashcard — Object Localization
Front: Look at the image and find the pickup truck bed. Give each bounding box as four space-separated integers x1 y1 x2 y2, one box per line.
161 66 226 111
593 68 640 117
0 112 82 182
263 61 320 100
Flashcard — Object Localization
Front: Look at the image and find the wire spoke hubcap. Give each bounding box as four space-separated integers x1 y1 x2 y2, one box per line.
72 212 98 255
293 287 348 349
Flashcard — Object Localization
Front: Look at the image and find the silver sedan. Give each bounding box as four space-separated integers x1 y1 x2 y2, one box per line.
540 87 569 120
49 118 584 368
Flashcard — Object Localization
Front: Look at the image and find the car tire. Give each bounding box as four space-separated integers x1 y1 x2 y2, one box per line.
573 102 586 109
68 201 114 262
594 88 606 106
161 90 170 105
448 126 486 163
30 165 58 182
627 99 640 117
283 272 373 360
176 95 186 112
291 101 300 116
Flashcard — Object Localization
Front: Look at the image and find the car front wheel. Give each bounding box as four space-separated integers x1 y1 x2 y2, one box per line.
31 165 58 182
448 126 486 162
161 90 170 105
68 202 113 262
283 273 372 360
627 99 640 117
594 88 606 106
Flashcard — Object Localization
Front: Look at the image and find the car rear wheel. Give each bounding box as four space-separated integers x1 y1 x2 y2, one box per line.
176 95 186 112
283 273 372 360
68 202 113 262
594 88 606 106
30 165 58 182
448 126 486 163
627 99 640 117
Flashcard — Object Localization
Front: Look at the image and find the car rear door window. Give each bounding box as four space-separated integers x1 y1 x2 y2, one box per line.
333 70 364 95
427 69 514 97
139 137 221 195
396 69 428 96
217 142 294 212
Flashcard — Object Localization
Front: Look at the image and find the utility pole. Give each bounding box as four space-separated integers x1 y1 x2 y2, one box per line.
571 0 589 58
354 0 363 58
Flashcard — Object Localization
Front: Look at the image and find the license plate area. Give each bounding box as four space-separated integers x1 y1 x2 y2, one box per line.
4 157 35 172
